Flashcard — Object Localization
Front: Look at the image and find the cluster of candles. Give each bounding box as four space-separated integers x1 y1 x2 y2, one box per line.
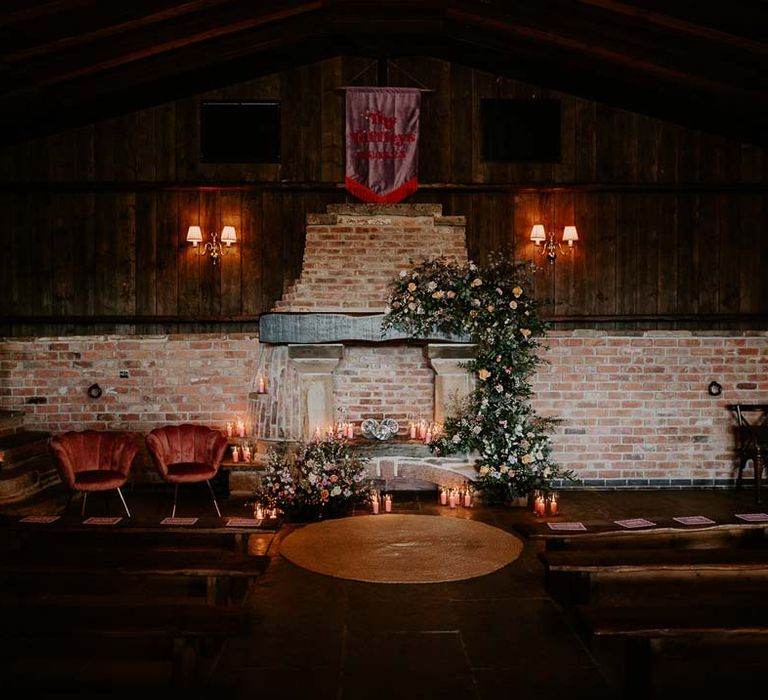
439 486 473 509
252 503 279 520
370 490 392 514
408 419 442 444
226 419 247 438
313 422 355 441
532 490 560 517
231 443 255 463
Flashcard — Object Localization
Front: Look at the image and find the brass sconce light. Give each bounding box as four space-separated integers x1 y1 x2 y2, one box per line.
530 224 578 264
186 225 237 264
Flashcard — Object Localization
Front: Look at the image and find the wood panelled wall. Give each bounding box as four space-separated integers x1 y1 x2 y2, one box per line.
0 56 765 334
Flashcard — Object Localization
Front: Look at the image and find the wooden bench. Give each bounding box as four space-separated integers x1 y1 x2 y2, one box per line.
540 547 768 604
0 549 270 605
0 514 282 554
578 604 768 699
518 518 768 551
0 602 249 686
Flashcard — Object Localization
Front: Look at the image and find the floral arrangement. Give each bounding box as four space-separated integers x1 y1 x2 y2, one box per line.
383 253 576 503
251 435 370 521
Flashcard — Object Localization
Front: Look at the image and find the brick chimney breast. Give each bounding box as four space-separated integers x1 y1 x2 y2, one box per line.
273 204 468 313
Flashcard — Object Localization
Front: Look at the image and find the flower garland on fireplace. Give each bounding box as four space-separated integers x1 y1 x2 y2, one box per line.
383 253 575 502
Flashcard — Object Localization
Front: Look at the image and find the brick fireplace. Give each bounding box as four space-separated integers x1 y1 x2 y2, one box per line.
250 203 478 490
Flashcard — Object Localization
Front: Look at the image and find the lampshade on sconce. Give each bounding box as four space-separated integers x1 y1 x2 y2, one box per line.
530 224 578 264
187 225 237 264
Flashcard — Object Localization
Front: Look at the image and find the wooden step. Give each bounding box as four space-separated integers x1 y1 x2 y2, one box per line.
0 410 25 437
0 455 60 504
0 430 51 467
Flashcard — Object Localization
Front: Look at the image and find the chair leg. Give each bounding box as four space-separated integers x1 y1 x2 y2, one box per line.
116 487 131 518
80 492 88 517
172 484 179 518
206 480 222 518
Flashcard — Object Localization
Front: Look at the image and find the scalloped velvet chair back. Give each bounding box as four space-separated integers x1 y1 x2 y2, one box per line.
50 430 138 517
145 424 228 517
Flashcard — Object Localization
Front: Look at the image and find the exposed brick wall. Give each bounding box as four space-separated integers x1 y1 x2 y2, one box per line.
274 204 468 312
334 346 434 429
0 334 260 435
534 331 768 484
3 331 768 485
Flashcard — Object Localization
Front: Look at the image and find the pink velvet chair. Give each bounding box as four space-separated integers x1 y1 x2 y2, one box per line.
50 430 139 517
145 424 228 517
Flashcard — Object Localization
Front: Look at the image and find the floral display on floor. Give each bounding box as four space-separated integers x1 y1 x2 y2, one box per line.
252 435 370 521
383 253 576 503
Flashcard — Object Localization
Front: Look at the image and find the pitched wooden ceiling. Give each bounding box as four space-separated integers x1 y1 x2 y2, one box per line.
0 0 765 145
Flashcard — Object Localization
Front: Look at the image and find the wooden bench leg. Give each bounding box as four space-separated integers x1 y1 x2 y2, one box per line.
172 636 200 686
625 637 652 700
206 575 231 606
755 449 765 504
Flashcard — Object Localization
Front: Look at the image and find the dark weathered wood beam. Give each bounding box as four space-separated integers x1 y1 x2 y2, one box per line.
2 0 245 61
446 7 765 100
4 1 324 89
577 0 768 53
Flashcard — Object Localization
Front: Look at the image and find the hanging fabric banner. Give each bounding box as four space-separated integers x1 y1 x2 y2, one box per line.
345 87 421 203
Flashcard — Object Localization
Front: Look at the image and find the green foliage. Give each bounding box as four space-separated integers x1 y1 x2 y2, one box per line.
252 436 370 521
383 253 576 502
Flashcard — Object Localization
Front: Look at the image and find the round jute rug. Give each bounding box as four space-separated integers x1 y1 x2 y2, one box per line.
279 514 523 584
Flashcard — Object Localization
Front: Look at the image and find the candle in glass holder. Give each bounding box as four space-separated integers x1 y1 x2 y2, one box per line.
534 492 547 517
242 444 252 462
548 492 559 516
226 422 234 438
254 504 264 520
231 445 239 463
440 488 447 506
384 494 392 513
237 419 246 438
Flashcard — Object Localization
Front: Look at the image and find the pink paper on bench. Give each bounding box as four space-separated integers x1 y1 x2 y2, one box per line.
615 518 656 529
673 516 716 526
547 522 587 531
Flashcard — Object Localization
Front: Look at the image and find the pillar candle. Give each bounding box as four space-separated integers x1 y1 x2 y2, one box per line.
242 445 252 462
534 495 546 517
440 488 447 506
449 491 457 508
548 493 559 516
237 419 246 438
257 375 266 394
384 494 392 513
226 422 233 438
372 497 379 514
254 504 264 520
424 429 432 445
314 426 321 441
231 446 239 463
464 490 472 508
347 423 354 440
410 422 417 439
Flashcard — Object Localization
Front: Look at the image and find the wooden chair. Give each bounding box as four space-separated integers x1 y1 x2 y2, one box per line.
727 404 768 503
146 424 228 517
49 430 138 517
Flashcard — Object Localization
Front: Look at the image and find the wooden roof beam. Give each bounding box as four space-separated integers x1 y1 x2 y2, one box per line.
577 0 767 53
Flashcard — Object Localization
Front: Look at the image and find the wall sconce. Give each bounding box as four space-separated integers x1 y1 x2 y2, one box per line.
187 225 237 264
530 224 578 264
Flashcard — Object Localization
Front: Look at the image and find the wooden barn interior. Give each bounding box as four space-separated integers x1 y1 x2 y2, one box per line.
0 1 766 698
